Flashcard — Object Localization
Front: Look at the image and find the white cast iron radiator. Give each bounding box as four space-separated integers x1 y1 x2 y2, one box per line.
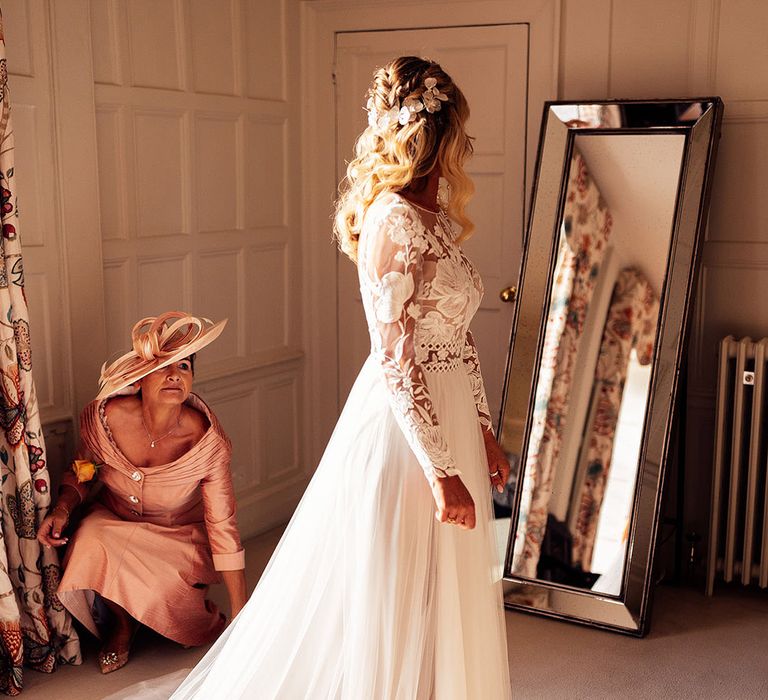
706 336 768 595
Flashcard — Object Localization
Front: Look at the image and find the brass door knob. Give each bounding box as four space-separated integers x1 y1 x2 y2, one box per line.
499 286 517 303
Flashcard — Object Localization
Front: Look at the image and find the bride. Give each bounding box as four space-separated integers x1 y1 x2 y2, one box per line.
127 55 512 700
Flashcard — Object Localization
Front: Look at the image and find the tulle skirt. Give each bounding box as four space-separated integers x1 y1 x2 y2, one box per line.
120 356 510 699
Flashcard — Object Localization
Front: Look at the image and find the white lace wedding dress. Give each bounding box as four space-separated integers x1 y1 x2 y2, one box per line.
114 192 511 699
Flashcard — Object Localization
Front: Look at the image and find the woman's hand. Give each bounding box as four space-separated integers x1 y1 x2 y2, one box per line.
37 506 70 548
221 569 248 622
431 475 476 529
483 429 510 494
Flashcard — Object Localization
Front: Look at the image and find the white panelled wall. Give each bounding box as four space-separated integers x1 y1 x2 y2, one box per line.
2 0 79 482
3 0 767 561
5 0 304 539
88 0 304 536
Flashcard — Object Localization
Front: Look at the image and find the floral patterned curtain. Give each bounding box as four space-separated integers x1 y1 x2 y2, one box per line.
512 150 612 578
0 12 80 695
571 267 659 570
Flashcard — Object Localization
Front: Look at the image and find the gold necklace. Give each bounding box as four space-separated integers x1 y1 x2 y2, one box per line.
141 413 181 448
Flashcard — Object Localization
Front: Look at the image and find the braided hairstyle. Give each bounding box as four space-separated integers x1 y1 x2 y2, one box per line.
334 56 475 262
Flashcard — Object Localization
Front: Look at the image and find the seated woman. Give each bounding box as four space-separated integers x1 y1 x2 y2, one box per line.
37 312 247 674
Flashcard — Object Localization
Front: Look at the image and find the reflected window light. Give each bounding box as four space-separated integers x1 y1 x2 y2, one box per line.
592 349 652 576
552 104 623 128
552 105 580 123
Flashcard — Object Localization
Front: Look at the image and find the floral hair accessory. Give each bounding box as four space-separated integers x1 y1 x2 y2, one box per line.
366 77 449 130
398 96 424 125
422 77 448 113
72 459 102 483
367 98 399 129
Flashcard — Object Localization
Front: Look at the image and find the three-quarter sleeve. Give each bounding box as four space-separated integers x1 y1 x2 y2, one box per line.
462 330 494 433
200 441 245 571
60 402 105 502
59 469 90 503
358 201 460 484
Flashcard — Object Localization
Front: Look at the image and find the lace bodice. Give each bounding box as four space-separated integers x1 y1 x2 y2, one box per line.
358 192 493 484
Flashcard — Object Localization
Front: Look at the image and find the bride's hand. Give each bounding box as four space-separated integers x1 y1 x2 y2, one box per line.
482 429 510 494
431 475 475 529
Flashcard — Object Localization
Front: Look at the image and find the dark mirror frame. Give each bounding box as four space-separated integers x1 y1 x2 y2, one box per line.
499 99 724 635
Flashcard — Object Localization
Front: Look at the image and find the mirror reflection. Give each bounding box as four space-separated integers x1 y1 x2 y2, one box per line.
503 132 685 596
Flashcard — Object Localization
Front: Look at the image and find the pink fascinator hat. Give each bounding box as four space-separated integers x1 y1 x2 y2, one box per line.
96 311 227 400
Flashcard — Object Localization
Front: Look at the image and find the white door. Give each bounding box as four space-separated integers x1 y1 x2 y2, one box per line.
334 25 528 428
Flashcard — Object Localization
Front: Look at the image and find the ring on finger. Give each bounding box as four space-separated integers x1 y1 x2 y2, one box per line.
489 469 501 478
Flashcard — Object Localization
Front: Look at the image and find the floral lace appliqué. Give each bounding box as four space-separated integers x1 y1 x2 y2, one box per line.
358 193 492 483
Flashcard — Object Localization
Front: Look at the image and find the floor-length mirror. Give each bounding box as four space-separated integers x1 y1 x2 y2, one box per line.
497 100 723 634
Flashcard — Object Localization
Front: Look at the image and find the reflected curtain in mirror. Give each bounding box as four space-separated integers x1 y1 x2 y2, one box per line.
571 268 659 573
512 150 612 579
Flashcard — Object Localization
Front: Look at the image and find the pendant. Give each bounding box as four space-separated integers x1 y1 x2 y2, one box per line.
150 441 156 448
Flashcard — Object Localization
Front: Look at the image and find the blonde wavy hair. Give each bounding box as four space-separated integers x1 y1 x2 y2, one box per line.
334 56 475 263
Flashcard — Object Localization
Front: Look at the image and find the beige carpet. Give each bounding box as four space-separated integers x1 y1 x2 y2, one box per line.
20 527 768 699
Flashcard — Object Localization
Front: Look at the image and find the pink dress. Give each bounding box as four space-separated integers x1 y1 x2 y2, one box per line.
56 393 244 647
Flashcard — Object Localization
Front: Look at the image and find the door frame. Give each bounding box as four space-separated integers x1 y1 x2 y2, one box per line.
300 0 561 465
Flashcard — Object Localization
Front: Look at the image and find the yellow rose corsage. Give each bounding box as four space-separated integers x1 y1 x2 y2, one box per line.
72 460 102 483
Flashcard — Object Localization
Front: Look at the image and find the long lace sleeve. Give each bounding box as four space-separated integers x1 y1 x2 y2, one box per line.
358 201 460 484
462 330 494 433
